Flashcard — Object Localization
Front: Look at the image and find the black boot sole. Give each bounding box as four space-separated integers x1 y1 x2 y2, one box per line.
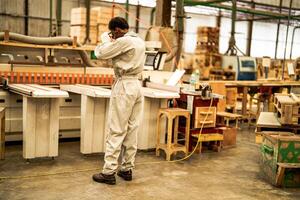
93 177 116 185
117 173 132 181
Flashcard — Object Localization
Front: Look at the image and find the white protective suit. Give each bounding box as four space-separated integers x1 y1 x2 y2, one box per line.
94 31 145 174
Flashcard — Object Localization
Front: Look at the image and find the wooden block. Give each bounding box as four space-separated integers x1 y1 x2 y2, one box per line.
217 127 237 148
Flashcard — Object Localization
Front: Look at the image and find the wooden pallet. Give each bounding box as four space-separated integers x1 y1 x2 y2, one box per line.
274 93 300 125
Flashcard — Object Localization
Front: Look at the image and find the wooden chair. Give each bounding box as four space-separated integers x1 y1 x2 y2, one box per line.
156 108 190 161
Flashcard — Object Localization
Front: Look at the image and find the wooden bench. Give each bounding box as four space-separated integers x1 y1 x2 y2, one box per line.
276 163 300 187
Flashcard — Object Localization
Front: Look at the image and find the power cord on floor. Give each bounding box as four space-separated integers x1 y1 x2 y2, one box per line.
0 99 214 180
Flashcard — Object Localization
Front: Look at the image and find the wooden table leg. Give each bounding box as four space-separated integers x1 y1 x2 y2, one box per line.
276 166 286 187
242 86 248 116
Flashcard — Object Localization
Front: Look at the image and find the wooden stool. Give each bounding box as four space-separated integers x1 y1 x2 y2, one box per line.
156 108 190 161
0 107 6 160
217 111 242 128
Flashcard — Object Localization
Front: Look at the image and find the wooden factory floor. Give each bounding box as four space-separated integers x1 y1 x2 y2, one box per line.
1 125 300 200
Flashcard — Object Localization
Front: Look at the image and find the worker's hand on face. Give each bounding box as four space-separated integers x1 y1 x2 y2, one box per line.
101 32 113 43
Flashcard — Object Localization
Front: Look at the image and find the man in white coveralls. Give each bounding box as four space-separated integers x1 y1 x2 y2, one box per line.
92 17 145 185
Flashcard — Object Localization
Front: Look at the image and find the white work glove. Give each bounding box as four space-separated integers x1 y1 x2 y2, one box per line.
100 32 112 43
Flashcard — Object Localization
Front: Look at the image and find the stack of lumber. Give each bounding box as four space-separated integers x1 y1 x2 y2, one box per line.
193 27 221 80
70 7 98 44
91 6 120 43
274 93 300 125
70 7 120 44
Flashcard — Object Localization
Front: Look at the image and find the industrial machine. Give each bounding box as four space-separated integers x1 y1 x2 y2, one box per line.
222 55 257 80
144 41 167 71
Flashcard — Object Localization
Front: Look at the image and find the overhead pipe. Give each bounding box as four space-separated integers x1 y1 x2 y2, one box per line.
0 32 98 67
290 26 300 59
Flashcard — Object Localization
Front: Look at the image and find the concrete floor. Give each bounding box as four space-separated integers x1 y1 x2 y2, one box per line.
1 126 300 200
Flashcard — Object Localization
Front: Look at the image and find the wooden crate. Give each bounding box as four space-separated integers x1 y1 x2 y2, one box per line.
194 106 216 128
71 7 98 26
273 93 300 125
260 132 300 187
217 127 237 148
70 25 98 44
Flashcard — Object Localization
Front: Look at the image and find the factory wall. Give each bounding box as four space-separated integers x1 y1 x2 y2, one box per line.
0 0 300 59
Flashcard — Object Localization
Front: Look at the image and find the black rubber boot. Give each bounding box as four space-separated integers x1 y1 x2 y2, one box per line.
117 170 132 181
92 173 116 185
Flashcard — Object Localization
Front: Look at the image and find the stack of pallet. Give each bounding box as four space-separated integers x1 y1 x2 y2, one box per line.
274 93 300 125
91 7 120 43
70 7 98 44
193 27 221 80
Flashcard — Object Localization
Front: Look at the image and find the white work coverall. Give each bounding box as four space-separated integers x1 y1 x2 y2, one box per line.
94 32 145 174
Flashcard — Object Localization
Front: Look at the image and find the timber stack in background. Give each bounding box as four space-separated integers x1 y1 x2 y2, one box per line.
193 26 222 80
70 7 120 45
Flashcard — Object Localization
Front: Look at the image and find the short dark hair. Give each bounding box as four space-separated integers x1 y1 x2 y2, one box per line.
108 17 129 31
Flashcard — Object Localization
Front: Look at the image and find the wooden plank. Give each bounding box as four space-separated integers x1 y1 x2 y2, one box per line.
275 166 286 187
60 84 111 98
196 133 224 142
141 87 179 99
48 98 59 157
283 105 293 124
9 84 69 98
23 97 36 159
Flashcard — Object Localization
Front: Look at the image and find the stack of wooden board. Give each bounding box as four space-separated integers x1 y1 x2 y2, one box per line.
274 93 300 125
193 27 221 80
70 7 98 44
91 6 120 43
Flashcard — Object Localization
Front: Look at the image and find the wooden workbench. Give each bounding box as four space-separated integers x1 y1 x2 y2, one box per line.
138 87 180 150
8 84 69 159
60 84 110 154
256 112 300 143
198 80 300 116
